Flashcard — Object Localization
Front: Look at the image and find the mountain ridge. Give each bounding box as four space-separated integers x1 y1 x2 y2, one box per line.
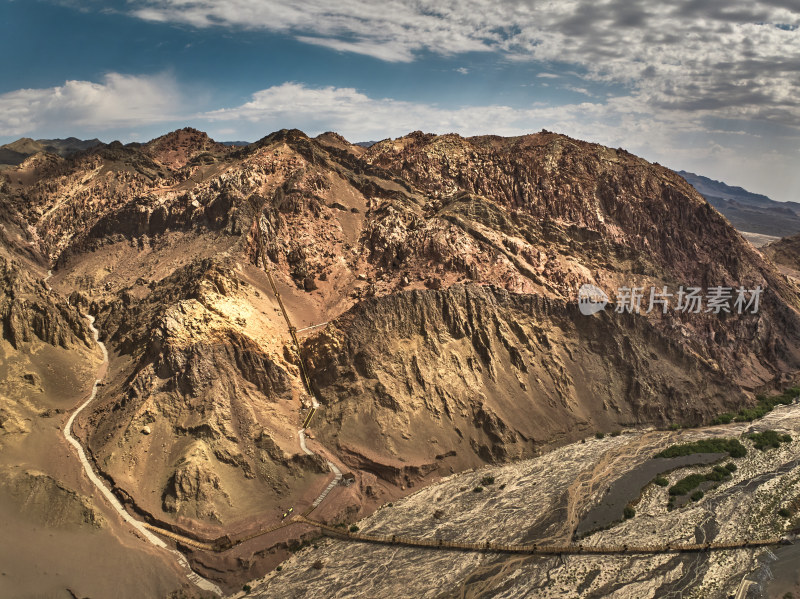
2 126 800 591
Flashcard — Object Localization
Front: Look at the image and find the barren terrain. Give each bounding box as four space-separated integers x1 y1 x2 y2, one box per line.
242 402 800 599
2 127 800 595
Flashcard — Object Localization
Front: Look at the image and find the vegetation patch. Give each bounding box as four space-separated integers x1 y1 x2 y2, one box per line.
747 430 792 451
713 387 800 424
669 473 708 496
656 438 746 459
703 468 733 484
667 464 735 502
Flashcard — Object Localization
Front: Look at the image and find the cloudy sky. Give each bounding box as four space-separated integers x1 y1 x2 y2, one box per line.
2 0 800 202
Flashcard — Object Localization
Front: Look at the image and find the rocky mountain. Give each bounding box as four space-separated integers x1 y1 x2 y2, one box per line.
678 170 800 239
2 127 800 593
0 194 194 598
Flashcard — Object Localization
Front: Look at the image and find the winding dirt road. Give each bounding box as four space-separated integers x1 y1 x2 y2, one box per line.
63 310 222 596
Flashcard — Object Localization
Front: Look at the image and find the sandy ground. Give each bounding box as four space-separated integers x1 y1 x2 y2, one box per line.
0 497 191 599
741 230 781 247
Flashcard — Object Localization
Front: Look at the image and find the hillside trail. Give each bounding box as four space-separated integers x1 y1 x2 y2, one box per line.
59 288 223 595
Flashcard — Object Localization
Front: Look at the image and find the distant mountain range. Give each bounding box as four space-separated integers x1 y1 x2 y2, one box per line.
0 137 103 166
678 171 800 239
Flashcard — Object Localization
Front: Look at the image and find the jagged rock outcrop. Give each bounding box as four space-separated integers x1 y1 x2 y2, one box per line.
1 468 104 529
81 260 327 527
143 127 231 170
161 443 231 522
0 257 91 349
305 284 743 479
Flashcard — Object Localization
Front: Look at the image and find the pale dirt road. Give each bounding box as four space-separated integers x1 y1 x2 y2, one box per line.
64 312 223 596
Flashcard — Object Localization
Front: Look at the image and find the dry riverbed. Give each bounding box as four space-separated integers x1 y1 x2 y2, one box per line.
235 402 800 599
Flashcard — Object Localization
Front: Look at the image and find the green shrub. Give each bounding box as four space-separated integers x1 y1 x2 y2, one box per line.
724 462 737 472
242 584 252 593
595 432 605 439
473 486 484 493
705 469 727 482
611 431 621 437
712 413 734 425
748 430 791 451
654 476 669 487
623 506 635 519
779 508 791 518
656 438 746 459
349 524 359 532
691 490 704 502
481 476 495 486
728 440 747 458
669 474 707 496
782 434 793 443
276 566 283 571
721 387 800 424
669 423 681 430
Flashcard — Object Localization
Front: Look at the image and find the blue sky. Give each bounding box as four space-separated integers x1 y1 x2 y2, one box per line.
2 0 800 203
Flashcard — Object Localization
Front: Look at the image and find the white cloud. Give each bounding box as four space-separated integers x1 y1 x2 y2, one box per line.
201 82 685 141
126 1 800 126
202 82 534 140
0 73 181 137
